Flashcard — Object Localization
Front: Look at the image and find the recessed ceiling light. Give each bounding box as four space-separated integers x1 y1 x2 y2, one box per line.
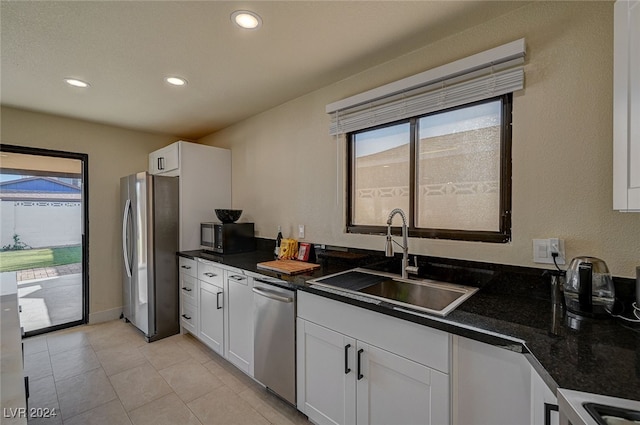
165 76 187 86
231 10 262 30
64 78 90 88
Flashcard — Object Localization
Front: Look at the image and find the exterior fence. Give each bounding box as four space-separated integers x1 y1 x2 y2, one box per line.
1 200 82 248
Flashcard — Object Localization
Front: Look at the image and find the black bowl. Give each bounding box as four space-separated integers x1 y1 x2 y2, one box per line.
215 209 243 223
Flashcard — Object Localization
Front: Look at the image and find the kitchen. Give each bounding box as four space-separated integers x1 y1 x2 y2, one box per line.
1 1 640 425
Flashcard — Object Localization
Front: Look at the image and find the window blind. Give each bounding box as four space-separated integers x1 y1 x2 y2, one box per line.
328 39 525 136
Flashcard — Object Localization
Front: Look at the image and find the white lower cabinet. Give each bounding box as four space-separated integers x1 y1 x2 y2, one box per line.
297 319 356 425
180 297 198 335
297 291 450 425
197 260 225 355
452 335 531 425
452 335 558 425
179 257 198 335
198 280 224 354
224 270 254 375
356 340 448 425
531 367 559 425
179 257 257 378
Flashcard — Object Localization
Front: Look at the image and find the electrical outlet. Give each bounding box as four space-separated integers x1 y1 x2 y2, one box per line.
550 238 565 265
298 224 305 239
533 238 565 265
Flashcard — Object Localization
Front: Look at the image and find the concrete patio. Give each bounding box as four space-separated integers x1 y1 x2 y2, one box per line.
17 263 82 333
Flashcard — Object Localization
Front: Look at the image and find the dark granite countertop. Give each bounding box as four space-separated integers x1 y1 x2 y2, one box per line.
178 243 640 402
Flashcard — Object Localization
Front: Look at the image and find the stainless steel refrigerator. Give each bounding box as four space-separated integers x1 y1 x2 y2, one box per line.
121 172 179 342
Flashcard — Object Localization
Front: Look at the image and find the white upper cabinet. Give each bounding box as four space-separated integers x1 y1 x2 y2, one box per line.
149 143 179 176
149 141 231 250
614 0 640 211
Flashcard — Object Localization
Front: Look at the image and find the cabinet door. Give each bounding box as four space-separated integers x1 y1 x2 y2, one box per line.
452 335 531 425
531 368 559 425
614 0 640 211
226 273 253 375
297 319 356 425
356 341 449 425
149 143 179 175
199 280 224 354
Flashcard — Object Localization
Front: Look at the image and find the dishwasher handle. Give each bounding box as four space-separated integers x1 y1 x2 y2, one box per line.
252 287 294 303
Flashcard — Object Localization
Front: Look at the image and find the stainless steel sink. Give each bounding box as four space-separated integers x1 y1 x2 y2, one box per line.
308 268 478 317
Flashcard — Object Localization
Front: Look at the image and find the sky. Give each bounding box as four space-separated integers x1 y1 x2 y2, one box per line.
354 100 501 157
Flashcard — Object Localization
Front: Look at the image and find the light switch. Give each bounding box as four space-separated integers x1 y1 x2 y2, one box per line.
298 224 305 239
533 239 549 263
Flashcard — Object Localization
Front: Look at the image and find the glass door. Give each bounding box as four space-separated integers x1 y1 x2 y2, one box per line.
0 145 88 335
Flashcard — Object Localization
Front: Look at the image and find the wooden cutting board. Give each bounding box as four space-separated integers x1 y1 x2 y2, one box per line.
256 259 320 275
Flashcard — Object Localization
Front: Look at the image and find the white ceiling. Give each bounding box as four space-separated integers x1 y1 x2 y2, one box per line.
1 1 527 140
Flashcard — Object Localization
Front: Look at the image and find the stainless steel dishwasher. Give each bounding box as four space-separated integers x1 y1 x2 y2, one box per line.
252 277 296 405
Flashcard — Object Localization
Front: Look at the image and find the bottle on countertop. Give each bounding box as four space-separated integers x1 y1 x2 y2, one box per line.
274 226 283 259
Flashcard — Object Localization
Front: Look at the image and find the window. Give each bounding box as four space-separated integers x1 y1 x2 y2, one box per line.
347 94 512 242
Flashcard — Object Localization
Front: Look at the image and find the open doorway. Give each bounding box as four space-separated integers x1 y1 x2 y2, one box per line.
0 145 88 336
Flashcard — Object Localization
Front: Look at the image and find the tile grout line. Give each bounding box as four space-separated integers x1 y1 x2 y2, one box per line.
30 322 307 425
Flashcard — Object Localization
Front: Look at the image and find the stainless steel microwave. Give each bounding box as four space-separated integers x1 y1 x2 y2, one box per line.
201 222 255 254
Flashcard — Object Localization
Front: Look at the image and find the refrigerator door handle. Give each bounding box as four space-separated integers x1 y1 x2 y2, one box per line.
122 198 133 278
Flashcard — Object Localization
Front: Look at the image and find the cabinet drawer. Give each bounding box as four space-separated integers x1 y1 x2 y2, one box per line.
180 274 197 306
179 257 197 277
197 261 224 286
181 301 197 334
227 273 249 286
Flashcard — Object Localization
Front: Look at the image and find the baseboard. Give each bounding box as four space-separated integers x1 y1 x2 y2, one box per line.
89 306 122 324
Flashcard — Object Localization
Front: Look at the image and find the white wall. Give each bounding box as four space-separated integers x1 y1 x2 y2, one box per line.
0 200 81 248
199 1 640 278
1 107 177 320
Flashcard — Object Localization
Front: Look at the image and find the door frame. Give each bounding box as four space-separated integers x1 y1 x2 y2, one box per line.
0 144 89 335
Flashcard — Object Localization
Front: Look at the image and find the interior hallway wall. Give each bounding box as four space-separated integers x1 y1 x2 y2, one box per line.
1 106 177 321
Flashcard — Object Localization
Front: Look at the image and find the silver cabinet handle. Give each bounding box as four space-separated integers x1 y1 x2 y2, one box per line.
229 275 246 281
203 272 217 278
181 265 192 270
216 292 223 309
181 287 192 292
181 314 191 320
252 287 293 303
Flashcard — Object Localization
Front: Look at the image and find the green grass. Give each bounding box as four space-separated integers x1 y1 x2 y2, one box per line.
0 245 82 272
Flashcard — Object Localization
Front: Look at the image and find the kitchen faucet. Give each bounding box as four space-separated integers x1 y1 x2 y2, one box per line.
384 208 419 279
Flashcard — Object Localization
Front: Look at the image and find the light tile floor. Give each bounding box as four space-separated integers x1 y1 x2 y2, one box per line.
23 320 311 425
